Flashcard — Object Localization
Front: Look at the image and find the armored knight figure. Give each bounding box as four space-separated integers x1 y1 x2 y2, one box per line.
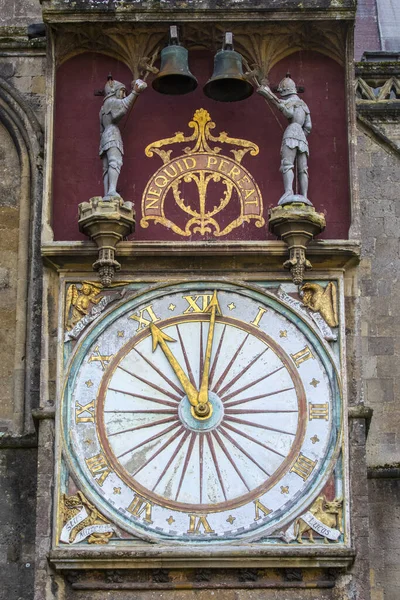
100 76 147 199
257 74 312 206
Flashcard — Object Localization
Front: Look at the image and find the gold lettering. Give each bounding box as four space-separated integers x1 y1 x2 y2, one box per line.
243 188 256 201
75 399 95 424
237 174 250 189
163 165 178 177
309 403 329 421
254 499 272 521
154 175 169 187
85 453 111 486
290 453 317 480
145 197 159 210
187 514 215 534
207 156 218 169
129 305 161 331
183 157 196 170
291 345 314 368
251 307 267 328
176 160 185 173
127 495 153 524
147 186 162 197
228 165 241 179
183 294 213 314
218 158 229 173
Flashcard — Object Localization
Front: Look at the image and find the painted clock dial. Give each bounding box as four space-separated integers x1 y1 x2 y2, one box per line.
64 282 341 542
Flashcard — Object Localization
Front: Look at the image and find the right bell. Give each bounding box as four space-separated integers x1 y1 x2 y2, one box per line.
203 32 254 102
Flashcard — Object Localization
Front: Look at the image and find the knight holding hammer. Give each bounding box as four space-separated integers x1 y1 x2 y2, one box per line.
99 75 147 200
257 73 312 206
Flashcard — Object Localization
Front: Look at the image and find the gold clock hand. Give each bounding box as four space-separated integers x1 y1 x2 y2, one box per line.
197 291 221 412
150 323 199 407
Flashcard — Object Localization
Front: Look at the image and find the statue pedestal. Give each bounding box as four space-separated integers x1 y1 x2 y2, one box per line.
269 203 326 285
78 196 135 286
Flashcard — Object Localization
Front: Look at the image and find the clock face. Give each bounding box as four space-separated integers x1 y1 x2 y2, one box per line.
63 282 341 542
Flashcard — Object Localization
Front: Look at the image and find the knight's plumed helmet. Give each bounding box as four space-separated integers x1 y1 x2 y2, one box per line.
104 75 126 99
277 73 297 96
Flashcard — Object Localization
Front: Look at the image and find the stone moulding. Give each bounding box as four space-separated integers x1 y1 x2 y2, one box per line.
49 544 355 571
41 0 356 23
41 239 361 272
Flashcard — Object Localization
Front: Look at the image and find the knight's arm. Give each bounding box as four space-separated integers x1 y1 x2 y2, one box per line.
113 79 148 122
257 84 282 108
304 112 312 136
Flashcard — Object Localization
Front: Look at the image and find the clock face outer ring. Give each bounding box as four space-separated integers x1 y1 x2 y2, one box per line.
96 313 308 513
62 281 343 542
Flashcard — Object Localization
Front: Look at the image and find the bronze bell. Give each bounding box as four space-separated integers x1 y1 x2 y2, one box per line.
152 26 198 95
204 33 253 102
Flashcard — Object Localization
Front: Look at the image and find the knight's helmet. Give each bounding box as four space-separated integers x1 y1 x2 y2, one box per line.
104 73 126 99
277 72 297 96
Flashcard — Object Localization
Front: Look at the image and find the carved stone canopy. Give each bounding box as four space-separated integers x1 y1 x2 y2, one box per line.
51 21 348 79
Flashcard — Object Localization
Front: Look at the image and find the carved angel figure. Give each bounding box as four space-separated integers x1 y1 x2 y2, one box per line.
65 282 103 331
300 282 338 328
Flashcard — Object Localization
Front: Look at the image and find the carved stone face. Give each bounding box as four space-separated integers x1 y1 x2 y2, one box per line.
116 87 126 99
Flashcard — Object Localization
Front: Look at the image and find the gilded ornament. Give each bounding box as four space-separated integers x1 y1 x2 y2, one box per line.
65 282 103 331
60 491 114 545
300 282 338 328
141 108 264 237
291 496 343 544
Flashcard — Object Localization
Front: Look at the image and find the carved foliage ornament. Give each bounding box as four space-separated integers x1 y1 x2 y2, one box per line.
141 108 264 237
53 22 346 74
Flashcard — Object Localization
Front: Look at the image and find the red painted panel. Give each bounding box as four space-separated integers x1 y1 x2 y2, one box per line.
52 50 349 241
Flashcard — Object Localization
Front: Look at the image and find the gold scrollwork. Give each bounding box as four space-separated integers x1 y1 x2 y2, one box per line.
141 109 264 237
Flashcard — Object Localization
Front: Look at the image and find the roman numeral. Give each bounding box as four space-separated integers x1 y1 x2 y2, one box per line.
85 453 111 486
250 307 267 328
75 399 95 424
308 403 329 420
126 495 153 524
290 453 317 481
291 345 314 368
254 498 272 521
187 514 215 534
183 294 213 313
129 304 160 331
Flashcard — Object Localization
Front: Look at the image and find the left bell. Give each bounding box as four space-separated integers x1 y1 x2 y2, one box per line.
204 32 253 102
152 25 198 95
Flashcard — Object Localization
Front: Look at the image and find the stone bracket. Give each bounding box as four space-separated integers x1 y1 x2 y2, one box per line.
78 196 135 286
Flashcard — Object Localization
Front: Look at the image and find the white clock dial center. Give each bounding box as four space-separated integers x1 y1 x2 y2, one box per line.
178 391 224 432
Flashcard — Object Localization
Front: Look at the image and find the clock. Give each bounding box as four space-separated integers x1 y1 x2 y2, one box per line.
62 281 342 543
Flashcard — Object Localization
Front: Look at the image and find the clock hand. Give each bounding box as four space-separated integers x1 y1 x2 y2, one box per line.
150 323 199 407
197 291 221 415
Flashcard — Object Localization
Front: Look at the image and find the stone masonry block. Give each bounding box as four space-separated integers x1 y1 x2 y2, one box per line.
368 337 394 355
366 378 394 403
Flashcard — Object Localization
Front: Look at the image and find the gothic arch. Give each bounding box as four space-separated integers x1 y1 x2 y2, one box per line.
0 77 43 435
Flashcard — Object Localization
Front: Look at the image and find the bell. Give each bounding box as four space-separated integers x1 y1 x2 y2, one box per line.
152 26 198 95
204 33 253 102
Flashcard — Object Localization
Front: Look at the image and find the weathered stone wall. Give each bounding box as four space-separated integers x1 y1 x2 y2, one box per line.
357 128 400 467
0 0 42 27
368 477 400 600
0 447 38 599
357 122 400 600
0 122 21 428
0 3 46 600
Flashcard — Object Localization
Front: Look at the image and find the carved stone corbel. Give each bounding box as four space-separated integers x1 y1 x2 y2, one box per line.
269 203 326 285
78 196 135 286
